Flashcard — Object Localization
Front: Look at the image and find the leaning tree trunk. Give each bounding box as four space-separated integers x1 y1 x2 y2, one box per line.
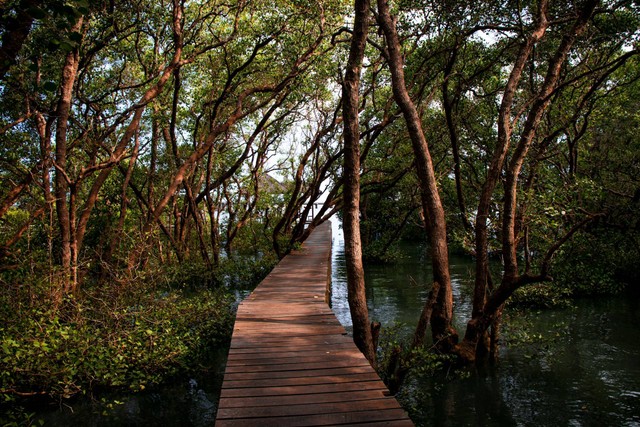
377 0 457 350
341 0 376 367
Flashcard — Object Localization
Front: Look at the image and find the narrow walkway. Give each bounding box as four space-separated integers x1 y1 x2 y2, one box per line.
216 221 413 426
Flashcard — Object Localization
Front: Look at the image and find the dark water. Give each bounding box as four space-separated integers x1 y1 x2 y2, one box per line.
16 348 228 426
330 220 640 427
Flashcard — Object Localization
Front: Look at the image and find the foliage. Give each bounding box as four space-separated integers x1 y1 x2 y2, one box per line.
376 322 459 421
508 283 574 310
0 0 638 408
0 280 234 402
377 323 455 391
551 231 635 297
156 253 276 291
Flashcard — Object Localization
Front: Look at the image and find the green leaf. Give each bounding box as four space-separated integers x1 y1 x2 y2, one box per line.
46 40 60 52
59 41 75 52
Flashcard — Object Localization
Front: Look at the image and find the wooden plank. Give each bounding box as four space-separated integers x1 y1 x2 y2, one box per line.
222 372 381 389
231 323 345 332
229 336 351 348
229 340 354 353
223 358 372 374
215 408 411 427
217 397 403 419
215 222 413 426
218 390 390 408
222 365 376 381
226 345 362 359
226 350 367 364
220 381 388 398
228 342 356 355
235 313 337 320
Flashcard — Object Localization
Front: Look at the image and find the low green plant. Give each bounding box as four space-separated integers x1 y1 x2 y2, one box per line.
376 323 458 422
363 240 402 264
501 311 571 360
551 231 633 296
377 323 455 388
0 282 233 402
0 405 44 426
508 283 574 309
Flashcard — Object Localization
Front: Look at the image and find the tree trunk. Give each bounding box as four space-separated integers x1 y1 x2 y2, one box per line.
106 128 141 268
342 0 376 368
502 0 598 281
467 0 550 361
376 0 457 350
54 18 83 292
441 45 471 231
458 0 599 364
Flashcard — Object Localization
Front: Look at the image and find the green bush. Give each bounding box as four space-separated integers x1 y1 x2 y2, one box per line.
363 240 402 264
377 323 454 389
508 283 574 309
551 231 632 296
0 284 233 401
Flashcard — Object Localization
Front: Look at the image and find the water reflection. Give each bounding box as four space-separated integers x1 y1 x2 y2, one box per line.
330 219 640 426
330 219 476 334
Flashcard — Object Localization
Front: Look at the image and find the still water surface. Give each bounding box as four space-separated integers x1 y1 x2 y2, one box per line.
330 220 640 427
32 219 640 425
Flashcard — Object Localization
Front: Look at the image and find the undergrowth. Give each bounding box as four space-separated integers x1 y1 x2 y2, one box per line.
0 282 234 406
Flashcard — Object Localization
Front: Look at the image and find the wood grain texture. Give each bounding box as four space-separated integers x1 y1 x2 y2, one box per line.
216 221 413 426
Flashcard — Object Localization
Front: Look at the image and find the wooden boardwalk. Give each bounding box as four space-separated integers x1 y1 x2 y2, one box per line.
216 221 413 426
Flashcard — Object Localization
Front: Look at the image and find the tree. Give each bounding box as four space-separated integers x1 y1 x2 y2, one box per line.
342 0 377 367
376 0 457 350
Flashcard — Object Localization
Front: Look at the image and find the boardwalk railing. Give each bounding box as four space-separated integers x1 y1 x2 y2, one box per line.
216 221 413 426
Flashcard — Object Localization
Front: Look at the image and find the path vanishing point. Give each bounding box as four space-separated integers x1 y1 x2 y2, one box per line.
215 221 414 426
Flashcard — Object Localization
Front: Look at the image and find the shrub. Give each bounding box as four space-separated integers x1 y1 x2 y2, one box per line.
0 283 234 401
551 231 632 296
508 283 574 309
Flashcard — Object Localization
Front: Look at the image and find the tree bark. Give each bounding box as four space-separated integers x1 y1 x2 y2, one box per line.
502 0 598 280
105 128 141 267
54 17 83 292
342 0 376 367
473 0 549 322
376 0 457 350
77 1 187 276
441 45 471 231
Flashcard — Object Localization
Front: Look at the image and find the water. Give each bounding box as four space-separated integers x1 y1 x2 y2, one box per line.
330 220 640 426
21 348 228 426
330 219 475 334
